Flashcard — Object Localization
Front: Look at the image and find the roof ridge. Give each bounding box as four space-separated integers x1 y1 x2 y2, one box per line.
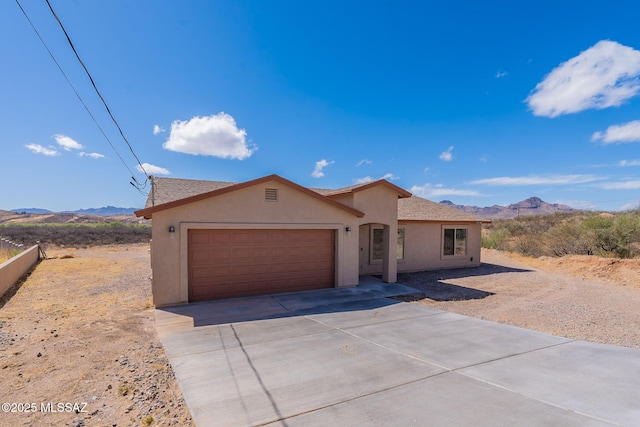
137 174 365 219
398 195 490 223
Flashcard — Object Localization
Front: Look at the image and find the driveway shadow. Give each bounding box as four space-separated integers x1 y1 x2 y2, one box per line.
397 263 532 302
155 282 421 330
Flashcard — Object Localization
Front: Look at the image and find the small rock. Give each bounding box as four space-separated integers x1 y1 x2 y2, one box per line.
36 352 42 357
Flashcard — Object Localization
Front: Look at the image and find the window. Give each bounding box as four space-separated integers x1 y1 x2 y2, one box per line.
371 226 405 261
372 228 385 260
443 227 467 256
397 228 405 259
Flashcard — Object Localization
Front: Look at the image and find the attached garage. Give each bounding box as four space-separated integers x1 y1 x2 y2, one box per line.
188 229 335 301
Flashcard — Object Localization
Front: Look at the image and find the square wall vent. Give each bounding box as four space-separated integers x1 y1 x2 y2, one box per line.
265 188 278 201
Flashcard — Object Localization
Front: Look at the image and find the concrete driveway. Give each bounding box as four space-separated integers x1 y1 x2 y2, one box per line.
155 280 640 426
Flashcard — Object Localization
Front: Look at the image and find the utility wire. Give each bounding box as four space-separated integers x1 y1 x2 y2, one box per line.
43 0 150 183
15 0 146 194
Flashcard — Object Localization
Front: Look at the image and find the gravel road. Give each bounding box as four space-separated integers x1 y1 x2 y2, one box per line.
400 249 640 349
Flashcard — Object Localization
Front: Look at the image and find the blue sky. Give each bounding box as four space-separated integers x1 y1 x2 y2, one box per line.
2 1 640 211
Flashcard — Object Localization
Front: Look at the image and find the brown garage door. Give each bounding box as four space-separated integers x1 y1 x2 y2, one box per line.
188 229 335 302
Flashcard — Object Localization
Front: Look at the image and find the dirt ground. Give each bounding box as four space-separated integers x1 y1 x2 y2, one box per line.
1 245 639 426
402 249 640 349
0 244 193 427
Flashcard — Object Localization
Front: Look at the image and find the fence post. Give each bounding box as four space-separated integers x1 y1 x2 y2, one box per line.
37 241 47 260
0 236 27 253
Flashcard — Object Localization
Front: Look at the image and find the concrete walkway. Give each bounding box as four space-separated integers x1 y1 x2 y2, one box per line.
156 281 640 426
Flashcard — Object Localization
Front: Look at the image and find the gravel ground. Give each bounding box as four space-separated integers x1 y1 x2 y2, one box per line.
400 249 640 349
0 244 193 427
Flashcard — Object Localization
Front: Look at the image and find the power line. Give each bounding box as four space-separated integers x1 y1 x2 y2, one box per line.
44 0 150 183
15 0 139 179
15 0 149 195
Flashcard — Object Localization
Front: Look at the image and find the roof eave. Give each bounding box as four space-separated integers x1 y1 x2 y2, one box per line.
324 179 412 198
135 174 365 219
398 219 492 224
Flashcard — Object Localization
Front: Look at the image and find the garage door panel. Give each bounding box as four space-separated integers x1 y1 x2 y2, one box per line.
189 231 211 244
188 229 335 302
251 248 270 258
190 250 212 261
230 231 252 243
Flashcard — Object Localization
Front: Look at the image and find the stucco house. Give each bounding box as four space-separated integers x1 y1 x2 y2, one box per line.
135 174 489 307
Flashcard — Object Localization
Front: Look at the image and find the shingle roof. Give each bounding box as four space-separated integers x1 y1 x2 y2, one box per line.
137 175 365 219
145 177 236 208
141 176 489 223
318 180 411 198
398 196 490 223
146 176 410 209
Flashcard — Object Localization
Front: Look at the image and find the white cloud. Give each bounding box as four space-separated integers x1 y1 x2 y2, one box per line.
54 134 83 151
620 201 640 210
555 199 597 210
439 146 454 162
163 113 256 159
136 163 171 176
311 159 334 178
495 70 508 79
353 173 398 184
526 40 640 118
79 152 105 159
410 183 481 198
619 159 640 167
153 124 165 135
591 120 640 144
356 159 372 167
596 180 640 190
469 174 602 186
25 143 59 157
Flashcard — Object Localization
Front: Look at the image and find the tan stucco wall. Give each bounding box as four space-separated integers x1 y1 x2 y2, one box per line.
352 187 399 226
350 186 400 282
149 180 361 306
359 222 482 275
399 221 482 271
0 245 39 298
327 193 354 208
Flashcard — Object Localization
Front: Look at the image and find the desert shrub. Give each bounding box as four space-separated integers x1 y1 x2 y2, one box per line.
481 227 510 249
0 248 22 263
0 224 151 247
482 210 640 258
542 221 592 256
582 214 616 255
609 212 640 258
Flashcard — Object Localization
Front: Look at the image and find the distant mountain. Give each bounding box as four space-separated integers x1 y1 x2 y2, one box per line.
10 206 137 216
11 208 52 214
72 206 138 216
439 197 577 219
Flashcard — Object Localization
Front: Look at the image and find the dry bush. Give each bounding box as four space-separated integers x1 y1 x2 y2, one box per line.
482 210 640 259
0 223 151 248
